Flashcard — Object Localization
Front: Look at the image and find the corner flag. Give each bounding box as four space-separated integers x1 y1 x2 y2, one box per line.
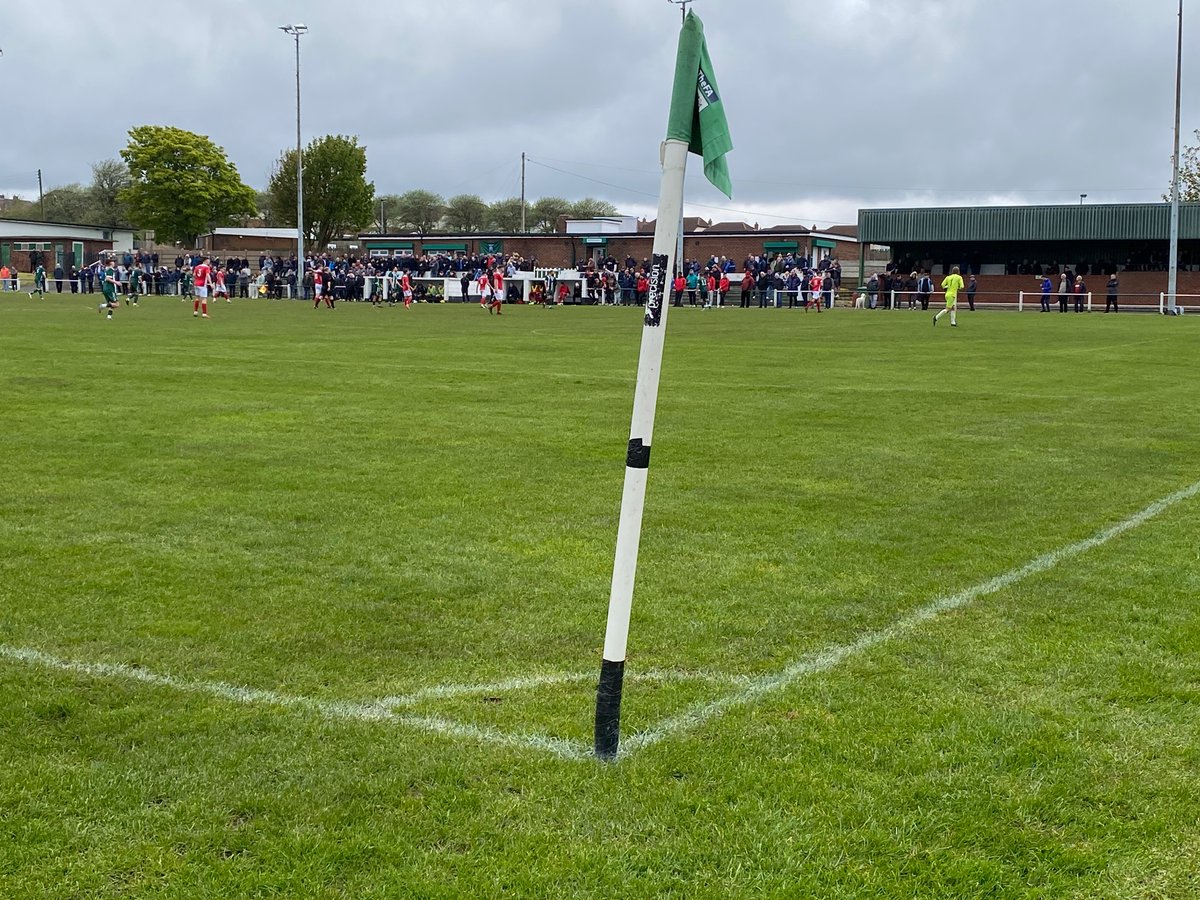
666 11 733 199
594 9 734 762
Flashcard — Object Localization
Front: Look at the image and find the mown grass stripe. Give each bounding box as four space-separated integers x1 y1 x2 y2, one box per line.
1 479 1195 763
622 478 1200 754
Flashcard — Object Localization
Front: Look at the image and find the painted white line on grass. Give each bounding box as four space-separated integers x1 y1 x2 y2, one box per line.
622 478 1200 755
3 481 1195 762
0 645 590 761
380 667 750 707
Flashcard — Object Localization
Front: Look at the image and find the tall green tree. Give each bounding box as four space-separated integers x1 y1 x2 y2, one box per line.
392 190 445 234
444 194 490 232
529 196 572 233
487 197 525 232
40 185 92 223
1165 129 1200 201
120 126 256 244
266 134 375 248
569 197 619 219
89 159 132 227
254 190 275 225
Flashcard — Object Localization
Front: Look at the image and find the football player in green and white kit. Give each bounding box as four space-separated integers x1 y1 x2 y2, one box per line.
28 262 47 299
99 258 119 319
126 263 142 307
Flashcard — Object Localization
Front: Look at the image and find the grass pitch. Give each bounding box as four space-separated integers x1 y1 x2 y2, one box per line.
1 294 1198 897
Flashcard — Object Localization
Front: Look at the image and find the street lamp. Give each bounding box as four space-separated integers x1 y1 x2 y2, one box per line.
1079 193 1087 205
279 24 308 271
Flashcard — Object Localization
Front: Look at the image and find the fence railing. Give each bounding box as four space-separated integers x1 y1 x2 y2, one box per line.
853 288 1189 313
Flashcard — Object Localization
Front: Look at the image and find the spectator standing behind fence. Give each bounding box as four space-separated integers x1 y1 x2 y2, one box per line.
756 269 771 308
672 272 686 307
822 270 835 308
1073 274 1087 313
1105 272 1119 312
636 271 650 307
737 271 753 308
966 274 977 311
916 271 933 310
1058 271 1070 313
785 270 801 308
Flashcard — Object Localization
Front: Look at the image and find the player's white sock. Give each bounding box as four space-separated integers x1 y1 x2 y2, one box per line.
950 310 956 325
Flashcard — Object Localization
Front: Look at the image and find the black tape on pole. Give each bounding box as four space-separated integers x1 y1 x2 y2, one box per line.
626 438 651 469
643 253 670 327
594 658 626 761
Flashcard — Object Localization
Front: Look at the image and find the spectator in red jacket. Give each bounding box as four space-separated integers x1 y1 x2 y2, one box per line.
672 273 687 307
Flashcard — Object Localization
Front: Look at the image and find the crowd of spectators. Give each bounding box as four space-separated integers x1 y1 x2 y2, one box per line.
7 245 856 308
575 251 843 308
38 249 541 303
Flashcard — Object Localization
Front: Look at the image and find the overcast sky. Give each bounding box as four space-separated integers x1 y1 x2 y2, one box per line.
2 0 1196 228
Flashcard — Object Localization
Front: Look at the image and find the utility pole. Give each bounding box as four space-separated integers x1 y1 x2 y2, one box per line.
1167 0 1184 315
379 198 387 234
520 152 527 233
37 169 44 220
280 25 308 267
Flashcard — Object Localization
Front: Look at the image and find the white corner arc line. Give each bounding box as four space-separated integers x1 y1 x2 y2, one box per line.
0 645 590 761
622 478 1200 755
380 667 749 707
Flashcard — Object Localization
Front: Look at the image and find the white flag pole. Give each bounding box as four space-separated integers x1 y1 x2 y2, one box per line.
594 138 689 761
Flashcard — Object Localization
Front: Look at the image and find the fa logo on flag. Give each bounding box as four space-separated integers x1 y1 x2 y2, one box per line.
696 67 719 112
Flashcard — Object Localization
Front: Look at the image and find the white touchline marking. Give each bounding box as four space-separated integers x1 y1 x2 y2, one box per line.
621 478 1200 755
0 645 590 761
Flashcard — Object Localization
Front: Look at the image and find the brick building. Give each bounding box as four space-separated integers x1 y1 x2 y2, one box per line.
0 219 135 273
858 202 1200 306
357 220 878 273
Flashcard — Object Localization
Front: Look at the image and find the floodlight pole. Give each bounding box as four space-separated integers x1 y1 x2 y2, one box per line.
281 24 308 271
1167 0 1184 315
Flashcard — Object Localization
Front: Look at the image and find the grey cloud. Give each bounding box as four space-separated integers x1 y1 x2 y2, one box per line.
2 0 1195 227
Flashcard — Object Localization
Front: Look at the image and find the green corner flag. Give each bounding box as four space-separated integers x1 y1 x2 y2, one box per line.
665 10 733 199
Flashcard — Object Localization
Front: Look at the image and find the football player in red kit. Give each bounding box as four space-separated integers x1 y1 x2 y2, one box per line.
489 268 504 315
192 255 212 318
478 271 491 309
400 271 413 309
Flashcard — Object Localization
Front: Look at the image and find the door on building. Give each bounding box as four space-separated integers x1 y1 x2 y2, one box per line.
55 244 65 269
0 243 9 267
